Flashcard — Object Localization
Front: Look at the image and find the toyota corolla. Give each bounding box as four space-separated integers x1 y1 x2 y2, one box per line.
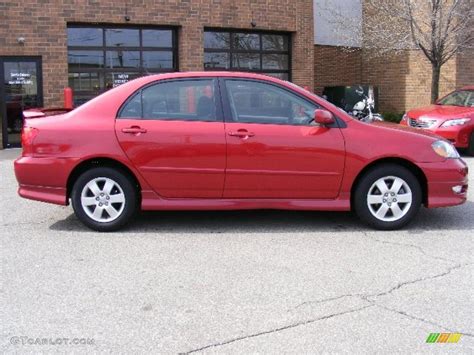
14 72 468 231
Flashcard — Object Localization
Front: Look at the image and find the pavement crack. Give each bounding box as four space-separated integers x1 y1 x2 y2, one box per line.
363 233 458 264
371 303 474 338
181 305 374 354
292 293 360 310
367 262 469 299
291 263 470 313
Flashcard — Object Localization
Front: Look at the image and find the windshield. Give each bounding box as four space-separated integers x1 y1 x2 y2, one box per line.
437 90 474 107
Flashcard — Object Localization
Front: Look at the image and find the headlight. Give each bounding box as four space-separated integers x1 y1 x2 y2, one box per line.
440 118 470 127
431 140 460 159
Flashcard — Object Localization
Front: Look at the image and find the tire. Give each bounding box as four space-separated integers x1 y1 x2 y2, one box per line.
71 167 138 232
354 164 422 230
468 133 474 156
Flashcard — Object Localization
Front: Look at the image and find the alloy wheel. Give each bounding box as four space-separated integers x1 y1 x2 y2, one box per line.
80 177 126 223
367 176 412 222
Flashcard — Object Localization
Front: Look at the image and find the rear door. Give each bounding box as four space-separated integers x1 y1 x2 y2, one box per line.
220 78 346 199
115 78 226 198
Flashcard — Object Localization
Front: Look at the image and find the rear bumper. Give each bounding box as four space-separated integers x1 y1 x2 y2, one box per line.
419 158 468 208
14 156 76 205
18 184 67 205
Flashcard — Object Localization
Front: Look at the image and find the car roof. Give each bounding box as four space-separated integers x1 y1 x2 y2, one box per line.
137 71 286 83
460 85 474 91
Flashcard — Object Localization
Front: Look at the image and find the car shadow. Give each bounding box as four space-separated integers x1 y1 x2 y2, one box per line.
49 200 474 234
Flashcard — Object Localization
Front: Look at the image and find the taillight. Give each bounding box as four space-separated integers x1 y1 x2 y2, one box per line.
21 126 39 156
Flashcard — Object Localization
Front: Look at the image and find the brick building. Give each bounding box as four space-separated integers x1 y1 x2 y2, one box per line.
313 0 474 113
313 46 473 113
0 0 314 148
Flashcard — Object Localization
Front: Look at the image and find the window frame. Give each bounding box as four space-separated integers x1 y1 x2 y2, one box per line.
204 28 291 81
117 77 224 123
67 24 179 104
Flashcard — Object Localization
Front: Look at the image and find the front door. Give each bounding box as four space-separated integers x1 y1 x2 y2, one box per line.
115 78 227 198
0 57 43 148
221 79 346 199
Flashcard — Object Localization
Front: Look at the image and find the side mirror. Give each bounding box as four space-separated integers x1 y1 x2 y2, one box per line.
314 109 335 126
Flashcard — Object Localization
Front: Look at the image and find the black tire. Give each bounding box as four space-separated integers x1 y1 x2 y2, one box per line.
71 167 138 232
354 164 422 230
468 133 474 156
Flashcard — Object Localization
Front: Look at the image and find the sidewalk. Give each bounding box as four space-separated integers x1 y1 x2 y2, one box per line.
0 148 21 161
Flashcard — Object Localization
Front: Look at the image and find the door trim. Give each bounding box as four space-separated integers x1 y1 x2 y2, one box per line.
0 56 43 148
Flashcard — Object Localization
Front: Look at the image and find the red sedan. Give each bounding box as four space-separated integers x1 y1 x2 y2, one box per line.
14 72 468 231
400 86 474 155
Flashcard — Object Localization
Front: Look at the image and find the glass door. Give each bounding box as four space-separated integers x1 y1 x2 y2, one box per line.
0 57 43 148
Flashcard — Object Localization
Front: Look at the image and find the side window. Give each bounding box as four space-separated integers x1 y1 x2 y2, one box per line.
118 79 217 121
225 80 318 125
119 91 142 118
142 79 217 121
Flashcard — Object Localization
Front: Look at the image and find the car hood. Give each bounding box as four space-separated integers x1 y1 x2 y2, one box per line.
407 104 474 120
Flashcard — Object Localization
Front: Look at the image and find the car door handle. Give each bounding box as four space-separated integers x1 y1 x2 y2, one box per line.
121 126 147 134
228 130 255 138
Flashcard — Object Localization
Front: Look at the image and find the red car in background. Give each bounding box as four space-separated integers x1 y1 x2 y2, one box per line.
14 72 468 231
400 86 474 155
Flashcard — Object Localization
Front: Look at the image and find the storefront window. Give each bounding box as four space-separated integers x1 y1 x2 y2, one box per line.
204 29 291 81
105 28 140 47
67 25 177 106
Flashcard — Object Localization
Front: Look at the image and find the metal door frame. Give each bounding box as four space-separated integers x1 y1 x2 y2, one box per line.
0 56 43 148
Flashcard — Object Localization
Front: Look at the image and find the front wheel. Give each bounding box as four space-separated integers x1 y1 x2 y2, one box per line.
71 167 138 231
354 164 422 230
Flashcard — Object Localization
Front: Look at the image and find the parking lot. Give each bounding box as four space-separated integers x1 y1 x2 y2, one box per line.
1 148 473 353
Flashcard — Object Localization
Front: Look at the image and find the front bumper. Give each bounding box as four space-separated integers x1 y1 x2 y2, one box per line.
419 158 468 208
400 119 472 148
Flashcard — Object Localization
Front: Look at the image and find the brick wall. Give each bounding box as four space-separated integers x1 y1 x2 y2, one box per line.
313 45 362 94
314 45 469 113
456 50 474 88
0 0 313 137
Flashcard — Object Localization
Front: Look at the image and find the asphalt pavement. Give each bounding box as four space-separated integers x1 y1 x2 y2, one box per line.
1 148 473 353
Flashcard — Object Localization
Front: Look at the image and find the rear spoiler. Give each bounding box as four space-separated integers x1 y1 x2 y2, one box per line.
23 107 73 119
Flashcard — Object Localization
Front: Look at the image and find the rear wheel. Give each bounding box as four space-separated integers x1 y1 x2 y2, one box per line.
71 167 138 231
354 164 422 230
468 133 474 156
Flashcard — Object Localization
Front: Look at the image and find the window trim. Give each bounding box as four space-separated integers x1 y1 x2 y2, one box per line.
204 28 291 80
117 77 224 123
